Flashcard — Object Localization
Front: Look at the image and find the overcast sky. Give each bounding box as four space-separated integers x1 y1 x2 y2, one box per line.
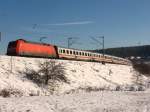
0 0 150 54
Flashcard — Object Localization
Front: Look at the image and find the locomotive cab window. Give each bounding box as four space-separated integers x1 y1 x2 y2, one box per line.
8 41 17 48
67 50 69 54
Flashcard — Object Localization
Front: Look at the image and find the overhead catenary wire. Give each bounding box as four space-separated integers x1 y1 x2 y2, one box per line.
90 36 105 56
67 37 79 48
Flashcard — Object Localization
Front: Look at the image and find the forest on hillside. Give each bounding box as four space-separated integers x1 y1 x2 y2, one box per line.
93 45 150 58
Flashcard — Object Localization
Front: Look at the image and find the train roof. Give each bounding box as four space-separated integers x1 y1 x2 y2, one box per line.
11 39 58 47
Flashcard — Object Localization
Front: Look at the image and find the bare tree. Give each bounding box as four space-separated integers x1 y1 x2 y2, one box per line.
38 60 68 85
24 59 69 88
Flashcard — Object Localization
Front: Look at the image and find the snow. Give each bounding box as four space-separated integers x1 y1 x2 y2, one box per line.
0 55 149 112
0 91 150 112
0 55 147 95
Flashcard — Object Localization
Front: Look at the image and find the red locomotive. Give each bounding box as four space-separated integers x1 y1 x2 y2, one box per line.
7 39 130 65
7 39 58 58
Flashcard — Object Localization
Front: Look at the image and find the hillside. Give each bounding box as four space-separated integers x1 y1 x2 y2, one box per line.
93 45 150 58
1 55 150 112
0 55 148 96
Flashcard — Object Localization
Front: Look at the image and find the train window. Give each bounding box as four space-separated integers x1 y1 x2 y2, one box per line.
85 53 87 56
63 49 65 53
60 49 62 53
73 51 75 55
76 52 78 55
67 50 69 54
70 50 72 54
79 52 82 55
82 52 84 56
59 49 61 53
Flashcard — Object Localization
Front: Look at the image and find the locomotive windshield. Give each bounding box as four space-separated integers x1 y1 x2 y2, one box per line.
7 41 18 55
8 41 17 48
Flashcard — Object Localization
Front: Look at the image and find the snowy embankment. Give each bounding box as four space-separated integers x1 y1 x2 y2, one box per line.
0 55 147 96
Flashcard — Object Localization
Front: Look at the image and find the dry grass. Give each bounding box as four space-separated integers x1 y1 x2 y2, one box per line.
0 88 23 97
132 60 150 76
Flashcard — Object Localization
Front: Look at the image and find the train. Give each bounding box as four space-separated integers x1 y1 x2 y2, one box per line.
6 39 130 65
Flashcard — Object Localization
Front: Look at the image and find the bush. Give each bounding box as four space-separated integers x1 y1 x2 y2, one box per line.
26 69 44 85
24 60 69 86
132 61 150 76
0 89 10 97
128 86 136 91
80 86 108 92
0 88 23 97
123 85 145 91
115 86 122 91
137 86 145 91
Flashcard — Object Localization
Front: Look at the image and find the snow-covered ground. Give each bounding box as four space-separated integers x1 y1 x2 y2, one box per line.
1 90 150 112
0 55 150 112
0 55 148 96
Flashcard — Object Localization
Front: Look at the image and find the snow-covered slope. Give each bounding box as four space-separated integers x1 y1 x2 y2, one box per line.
0 55 147 96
